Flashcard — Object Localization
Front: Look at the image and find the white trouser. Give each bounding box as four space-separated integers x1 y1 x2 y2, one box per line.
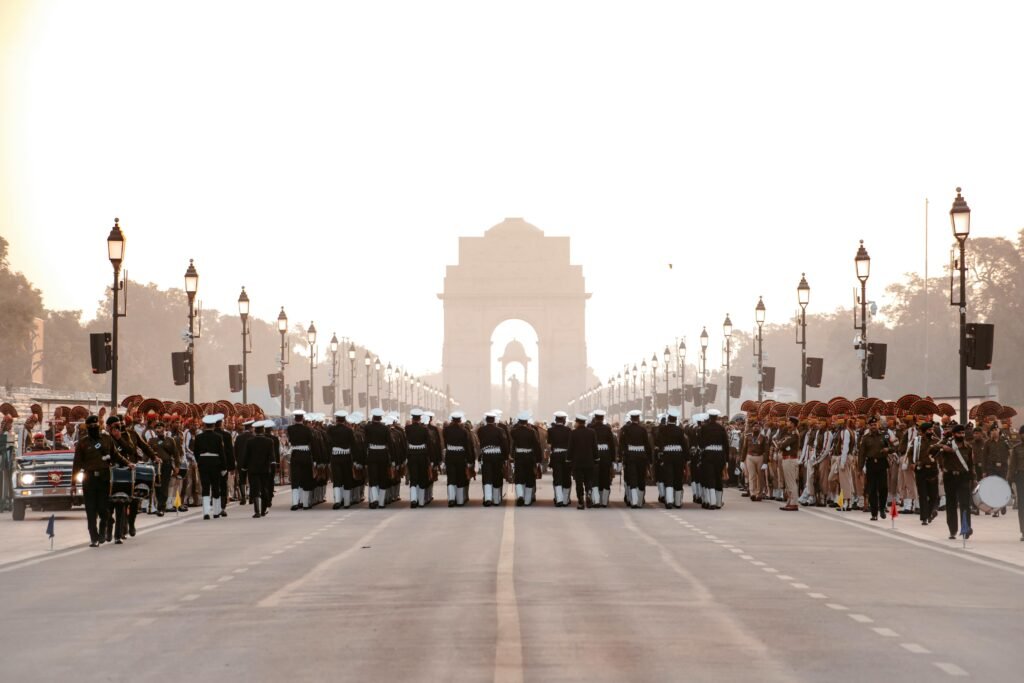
456 487 465 505
202 496 211 516
525 487 534 505
658 482 666 499
674 490 683 507
377 488 386 506
630 488 639 507
302 491 311 508
292 489 301 506
448 484 457 501
515 484 524 500
485 484 494 502
213 497 222 516
665 486 674 506
492 485 501 505
334 487 343 504
591 487 600 505
600 489 610 507
554 485 563 504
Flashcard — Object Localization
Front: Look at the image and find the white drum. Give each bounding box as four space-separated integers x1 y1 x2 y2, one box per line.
972 476 1012 514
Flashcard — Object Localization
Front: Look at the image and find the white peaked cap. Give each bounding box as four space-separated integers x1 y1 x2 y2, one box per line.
708 409 722 417
517 411 531 422
410 408 423 417
202 415 218 425
292 409 306 416
667 408 681 419
334 410 348 418
370 408 385 418
553 411 568 419
575 413 589 421
345 414 360 424
593 409 607 417
450 411 464 420
627 409 642 418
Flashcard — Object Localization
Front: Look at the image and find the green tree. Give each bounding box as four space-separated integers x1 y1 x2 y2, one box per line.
0 236 44 386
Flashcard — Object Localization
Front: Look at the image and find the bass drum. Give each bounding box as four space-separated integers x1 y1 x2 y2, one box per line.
972 475 1012 514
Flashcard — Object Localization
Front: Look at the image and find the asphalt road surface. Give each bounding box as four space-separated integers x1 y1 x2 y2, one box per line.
2 481 1022 682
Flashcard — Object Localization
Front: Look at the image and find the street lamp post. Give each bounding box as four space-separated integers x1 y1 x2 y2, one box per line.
306 322 317 412
347 343 356 412
797 274 810 402
678 340 686 420
106 218 125 413
950 188 971 421
855 241 871 397
364 352 371 414
723 315 732 417
386 363 393 411
374 358 381 410
641 358 648 415
662 347 670 407
651 353 659 415
330 334 339 417
755 297 765 402
277 307 288 418
184 260 199 403
631 364 638 410
699 327 709 413
238 287 250 403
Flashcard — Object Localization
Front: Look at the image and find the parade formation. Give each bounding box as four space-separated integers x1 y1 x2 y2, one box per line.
4 392 1021 547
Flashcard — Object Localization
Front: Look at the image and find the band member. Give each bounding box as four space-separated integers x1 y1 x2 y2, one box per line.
909 421 940 524
477 412 509 507
424 411 443 505
148 421 182 516
214 416 236 515
72 415 129 547
328 411 356 509
939 424 976 540
245 420 274 517
698 409 729 509
287 410 315 510
656 408 689 509
405 409 431 508
443 412 473 506
195 414 227 519
547 411 572 507
591 410 616 508
233 420 255 506
569 414 598 510
511 412 542 506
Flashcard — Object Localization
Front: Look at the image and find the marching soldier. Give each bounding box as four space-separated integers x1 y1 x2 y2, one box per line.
511 412 542 506
909 421 940 525
233 420 255 505
405 409 431 508
72 415 129 547
856 416 890 520
214 417 236 515
698 409 729 509
569 414 598 510
195 414 227 519
245 420 274 517
287 410 315 510
591 410 616 508
364 409 392 509
938 424 976 540
547 411 572 507
777 416 801 512
742 420 768 501
477 412 509 507
424 412 443 505
619 409 652 509
328 411 357 509
443 412 473 506
656 408 689 509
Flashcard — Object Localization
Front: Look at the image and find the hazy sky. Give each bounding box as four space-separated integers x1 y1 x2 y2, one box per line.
3 1 1023 390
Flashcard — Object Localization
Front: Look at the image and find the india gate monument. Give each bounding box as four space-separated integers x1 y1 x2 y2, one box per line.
439 218 590 417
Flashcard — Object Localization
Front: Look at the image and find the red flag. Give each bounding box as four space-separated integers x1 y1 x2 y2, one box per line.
890 499 899 519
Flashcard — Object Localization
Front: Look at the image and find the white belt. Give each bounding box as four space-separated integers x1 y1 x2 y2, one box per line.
598 444 610 451
552 448 568 453
292 445 310 451
447 445 465 451
368 445 387 450
704 445 723 452
331 447 351 455
482 446 501 455
408 444 427 450
627 445 645 453
515 448 533 454
663 445 683 452
198 452 220 458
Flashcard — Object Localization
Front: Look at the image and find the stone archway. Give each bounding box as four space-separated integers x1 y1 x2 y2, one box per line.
439 218 590 417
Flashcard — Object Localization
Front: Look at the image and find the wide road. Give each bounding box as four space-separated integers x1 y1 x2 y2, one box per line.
2 480 1021 682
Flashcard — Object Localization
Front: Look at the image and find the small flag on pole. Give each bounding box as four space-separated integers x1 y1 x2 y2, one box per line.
174 491 182 516
837 491 844 509
890 499 898 529
46 514 55 551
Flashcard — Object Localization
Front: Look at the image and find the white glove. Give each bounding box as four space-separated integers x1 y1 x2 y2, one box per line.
861 466 867 474
221 470 227 476
900 463 908 471
761 464 768 471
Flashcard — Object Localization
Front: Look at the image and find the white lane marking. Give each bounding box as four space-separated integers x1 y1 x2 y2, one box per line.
272 550 284 555
259 514 398 608
825 603 847 611
777 575 794 580
705 535 718 539
872 627 899 637
248 561 262 566
807 593 827 599
158 606 179 613
234 568 249 574
620 513 792 682
805 508 1024 577
849 614 873 623
933 662 968 676
751 561 766 566
729 549 744 554
181 594 199 601
218 575 234 583
494 504 523 683
260 555 272 560
790 583 809 589
303 536 314 540
201 585 217 591
762 568 778 573
901 643 930 654
740 555 754 560
713 540 726 544
133 617 156 627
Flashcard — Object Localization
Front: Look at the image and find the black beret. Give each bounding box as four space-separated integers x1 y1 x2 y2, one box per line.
85 415 99 425
106 416 121 427
952 424 966 434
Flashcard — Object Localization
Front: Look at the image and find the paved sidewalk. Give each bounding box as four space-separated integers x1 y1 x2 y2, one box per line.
804 504 1024 569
